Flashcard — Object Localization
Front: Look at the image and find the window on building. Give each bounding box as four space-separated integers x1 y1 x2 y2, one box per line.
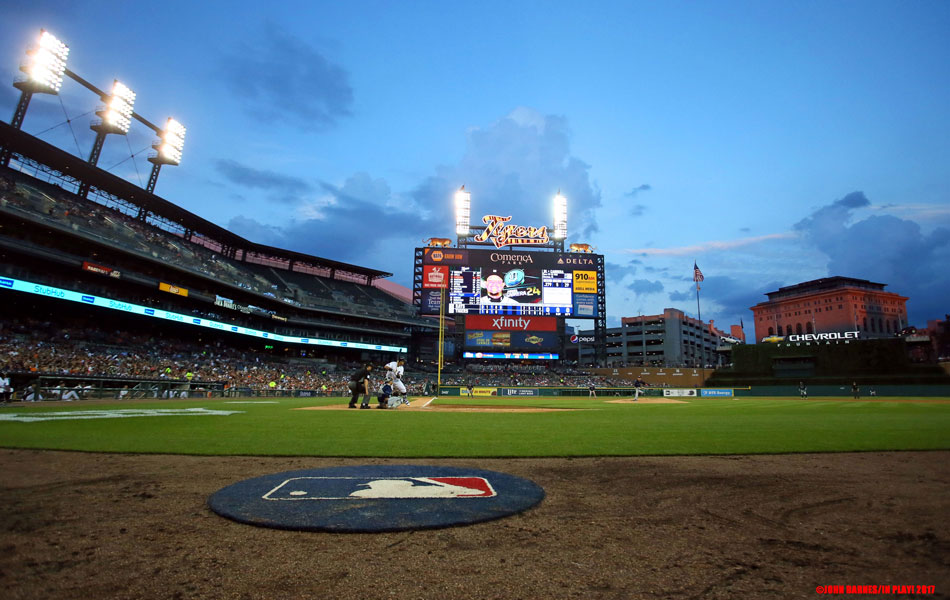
806 322 813 334
768 327 774 336
863 317 868 331
786 325 792 336
796 323 803 334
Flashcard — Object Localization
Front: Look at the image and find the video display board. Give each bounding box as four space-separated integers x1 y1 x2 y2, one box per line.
418 248 602 318
465 330 559 350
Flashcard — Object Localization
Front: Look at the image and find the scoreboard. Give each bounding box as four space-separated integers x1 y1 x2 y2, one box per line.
417 248 602 319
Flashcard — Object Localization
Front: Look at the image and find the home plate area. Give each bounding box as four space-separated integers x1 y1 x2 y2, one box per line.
207 465 545 533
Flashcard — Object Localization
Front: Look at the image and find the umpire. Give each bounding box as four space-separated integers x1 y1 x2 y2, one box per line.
348 364 374 409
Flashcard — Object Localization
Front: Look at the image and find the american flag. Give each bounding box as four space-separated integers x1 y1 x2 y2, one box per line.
693 261 704 283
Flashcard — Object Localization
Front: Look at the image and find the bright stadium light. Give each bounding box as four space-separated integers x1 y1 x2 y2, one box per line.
149 117 186 166
92 80 135 135
146 117 186 193
553 191 567 240
455 185 471 237
14 29 69 95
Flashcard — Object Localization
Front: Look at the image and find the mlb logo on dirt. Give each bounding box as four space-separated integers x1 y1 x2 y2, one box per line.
208 465 544 533
264 476 497 500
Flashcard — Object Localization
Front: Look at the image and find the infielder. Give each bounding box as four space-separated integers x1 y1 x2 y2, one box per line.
383 358 410 407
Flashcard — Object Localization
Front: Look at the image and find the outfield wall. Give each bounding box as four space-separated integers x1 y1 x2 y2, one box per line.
435 384 950 398
733 384 950 398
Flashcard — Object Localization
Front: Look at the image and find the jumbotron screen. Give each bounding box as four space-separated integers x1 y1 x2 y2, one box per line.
418 247 601 318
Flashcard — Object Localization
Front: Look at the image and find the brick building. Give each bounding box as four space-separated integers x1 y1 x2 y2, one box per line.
750 277 908 342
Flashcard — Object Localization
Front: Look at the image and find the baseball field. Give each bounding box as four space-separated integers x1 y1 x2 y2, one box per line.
2 395 949 599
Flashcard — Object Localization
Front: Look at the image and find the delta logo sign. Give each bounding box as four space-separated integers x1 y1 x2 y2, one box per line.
208 465 544 532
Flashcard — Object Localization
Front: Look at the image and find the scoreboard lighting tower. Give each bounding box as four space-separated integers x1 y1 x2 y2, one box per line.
146 117 186 193
10 30 69 130
553 191 567 241
455 185 471 237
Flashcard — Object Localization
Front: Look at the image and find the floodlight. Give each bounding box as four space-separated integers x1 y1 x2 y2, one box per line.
92 80 135 135
553 191 567 240
15 30 69 94
454 185 471 236
149 118 186 166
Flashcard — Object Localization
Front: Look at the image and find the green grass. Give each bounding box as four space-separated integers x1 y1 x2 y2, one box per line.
0 396 948 457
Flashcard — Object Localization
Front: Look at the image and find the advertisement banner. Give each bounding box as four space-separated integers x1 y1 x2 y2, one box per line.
466 331 559 350
467 331 511 348
572 270 597 294
422 265 449 289
466 315 557 331
573 294 598 318
419 290 445 314
500 388 540 397
421 247 469 265
700 389 734 397
462 352 559 360
473 387 498 396
82 261 121 279
159 282 189 297
663 389 698 397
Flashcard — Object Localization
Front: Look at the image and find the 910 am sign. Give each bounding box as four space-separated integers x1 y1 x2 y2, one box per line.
573 271 597 293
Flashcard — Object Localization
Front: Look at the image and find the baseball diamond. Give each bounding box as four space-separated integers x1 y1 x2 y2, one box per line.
2 8 950 600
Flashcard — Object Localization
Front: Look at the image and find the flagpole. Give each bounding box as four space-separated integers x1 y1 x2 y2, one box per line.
696 278 704 386
693 260 705 387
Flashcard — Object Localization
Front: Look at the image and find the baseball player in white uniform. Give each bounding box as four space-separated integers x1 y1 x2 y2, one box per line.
384 358 410 407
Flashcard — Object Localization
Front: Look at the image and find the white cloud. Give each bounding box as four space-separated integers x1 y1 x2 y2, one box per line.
620 232 798 256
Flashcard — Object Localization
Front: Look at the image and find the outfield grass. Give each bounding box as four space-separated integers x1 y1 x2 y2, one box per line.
0 396 948 457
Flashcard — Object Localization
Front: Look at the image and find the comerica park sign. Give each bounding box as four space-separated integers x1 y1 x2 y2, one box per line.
786 331 860 343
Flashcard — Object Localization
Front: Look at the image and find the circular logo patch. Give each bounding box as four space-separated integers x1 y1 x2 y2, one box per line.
208 465 545 532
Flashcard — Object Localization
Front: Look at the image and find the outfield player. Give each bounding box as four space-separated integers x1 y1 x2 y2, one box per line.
799 381 808 399
383 358 410 406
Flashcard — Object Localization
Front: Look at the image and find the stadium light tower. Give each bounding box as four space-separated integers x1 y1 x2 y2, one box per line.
87 80 136 163
76 80 136 198
9 29 69 130
553 190 567 241
454 185 471 237
146 117 186 193
2 30 69 168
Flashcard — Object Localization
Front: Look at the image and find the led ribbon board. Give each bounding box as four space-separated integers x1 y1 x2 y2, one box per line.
0 277 406 353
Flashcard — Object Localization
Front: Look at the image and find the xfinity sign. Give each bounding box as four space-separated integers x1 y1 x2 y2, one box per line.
787 331 860 342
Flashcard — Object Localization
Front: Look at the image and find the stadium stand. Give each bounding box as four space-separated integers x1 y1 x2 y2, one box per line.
0 120 438 384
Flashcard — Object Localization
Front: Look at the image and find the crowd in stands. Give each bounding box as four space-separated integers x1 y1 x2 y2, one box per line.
0 169 417 321
0 317 629 401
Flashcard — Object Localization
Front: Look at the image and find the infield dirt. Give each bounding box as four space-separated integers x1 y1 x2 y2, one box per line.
1 449 948 599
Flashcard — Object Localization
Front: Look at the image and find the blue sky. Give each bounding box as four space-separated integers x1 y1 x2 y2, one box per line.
2 0 949 333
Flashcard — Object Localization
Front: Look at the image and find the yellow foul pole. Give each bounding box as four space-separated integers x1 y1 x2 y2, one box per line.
437 285 445 389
